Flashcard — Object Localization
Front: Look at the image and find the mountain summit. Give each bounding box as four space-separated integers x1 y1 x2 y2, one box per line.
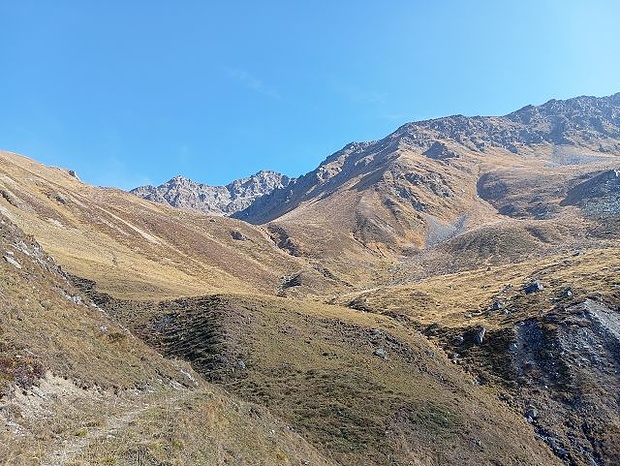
235 93 620 224
131 170 293 215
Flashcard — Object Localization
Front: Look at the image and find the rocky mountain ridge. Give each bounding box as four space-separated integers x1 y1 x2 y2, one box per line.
234 93 620 225
131 93 620 225
131 169 293 215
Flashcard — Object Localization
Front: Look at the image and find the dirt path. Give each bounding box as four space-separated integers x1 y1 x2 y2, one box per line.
40 401 152 466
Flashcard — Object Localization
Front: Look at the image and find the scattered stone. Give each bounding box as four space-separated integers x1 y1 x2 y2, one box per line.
452 335 464 345
523 280 544 294
472 325 486 345
4 255 21 269
373 348 388 360
236 359 246 370
54 192 68 205
491 300 504 311
281 273 302 289
40 300 53 309
231 230 248 241
348 296 371 312
525 406 539 420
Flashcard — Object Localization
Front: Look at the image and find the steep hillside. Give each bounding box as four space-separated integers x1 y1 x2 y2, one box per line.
71 286 561 466
0 214 334 466
2 92 620 465
338 246 620 465
232 93 620 280
0 165 563 466
0 151 339 299
237 93 620 225
131 170 293 215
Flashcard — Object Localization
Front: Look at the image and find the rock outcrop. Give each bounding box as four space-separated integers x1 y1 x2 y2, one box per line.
131 170 293 215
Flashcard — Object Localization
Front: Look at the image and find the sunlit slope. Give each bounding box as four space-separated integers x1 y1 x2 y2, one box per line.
234 94 620 284
0 213 335 466
0 151 337 299
337 244 620 465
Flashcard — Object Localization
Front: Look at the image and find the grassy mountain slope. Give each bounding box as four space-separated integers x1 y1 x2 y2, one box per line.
339 245 620 464
74 289 561 466
0 151 340 300
0 151 562 465
0 213 334 466
233 94 620 284
2 93 620 465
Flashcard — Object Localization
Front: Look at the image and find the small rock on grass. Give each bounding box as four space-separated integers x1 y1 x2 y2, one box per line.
373 348 388 360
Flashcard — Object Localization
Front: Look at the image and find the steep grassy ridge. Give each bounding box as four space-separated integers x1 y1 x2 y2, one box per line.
0 214 334 466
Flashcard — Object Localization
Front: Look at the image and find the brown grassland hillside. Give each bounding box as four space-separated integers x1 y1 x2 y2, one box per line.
2 93 620 465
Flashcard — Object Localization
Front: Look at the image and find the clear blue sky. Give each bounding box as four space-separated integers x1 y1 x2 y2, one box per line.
2 1 620 189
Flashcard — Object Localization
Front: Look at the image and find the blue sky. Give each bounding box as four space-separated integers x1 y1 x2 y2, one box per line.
2 1 620 189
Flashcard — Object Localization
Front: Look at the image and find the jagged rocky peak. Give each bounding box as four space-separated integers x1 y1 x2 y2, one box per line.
386 92 620 155
131 170 293 215
233 92 620 226
229 170 293 196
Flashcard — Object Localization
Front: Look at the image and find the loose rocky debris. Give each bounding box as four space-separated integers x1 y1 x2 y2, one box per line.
373 348 388 360
231 230 248 241
431 296 620 465
3 253 21 269
472 326 486 345
279 272 303 292
523 280 544 294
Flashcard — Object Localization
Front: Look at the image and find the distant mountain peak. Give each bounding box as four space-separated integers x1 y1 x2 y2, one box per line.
234 92 620 225
131 170 293 215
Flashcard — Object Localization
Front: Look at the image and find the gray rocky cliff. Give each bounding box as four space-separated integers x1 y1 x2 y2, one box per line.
131 170 293 215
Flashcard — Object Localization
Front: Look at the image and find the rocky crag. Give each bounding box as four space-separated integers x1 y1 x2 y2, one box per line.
131 170 293 215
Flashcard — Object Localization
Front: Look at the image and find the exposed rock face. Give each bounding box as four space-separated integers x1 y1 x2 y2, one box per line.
523 280 544 294
131 170 293 215
561 168 620 214
235 93 620 225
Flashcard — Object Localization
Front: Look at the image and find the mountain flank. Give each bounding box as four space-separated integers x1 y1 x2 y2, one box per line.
2 92 620 465
0 212 334 466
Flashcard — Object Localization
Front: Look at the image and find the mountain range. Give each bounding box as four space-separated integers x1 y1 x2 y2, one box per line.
2 92 620 465
130 170 293 215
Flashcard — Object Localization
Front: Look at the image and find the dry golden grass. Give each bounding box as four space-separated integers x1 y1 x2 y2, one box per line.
64 387 334 466
97 292 561 466
3 147 620 465
338 244 620 329
0 200 335 466
0 151 341 300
